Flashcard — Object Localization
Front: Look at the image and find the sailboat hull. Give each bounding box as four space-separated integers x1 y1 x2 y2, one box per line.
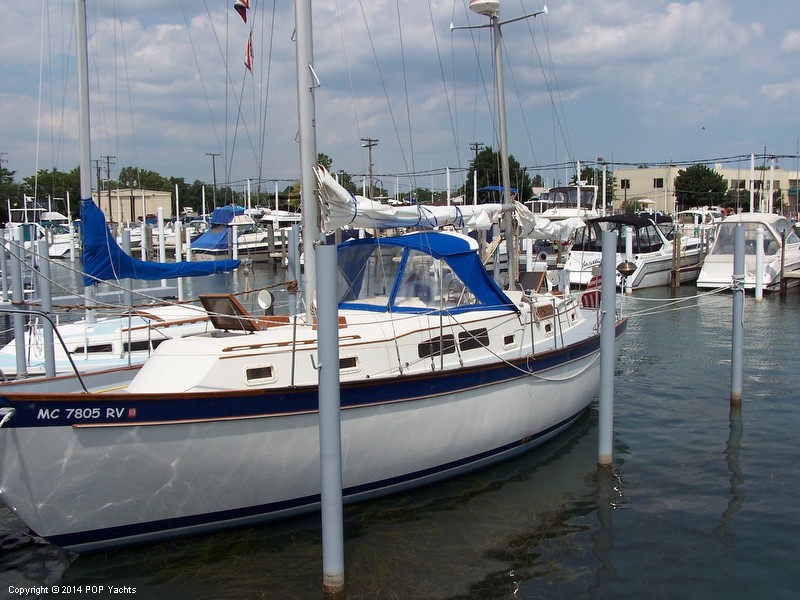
0 319 625 552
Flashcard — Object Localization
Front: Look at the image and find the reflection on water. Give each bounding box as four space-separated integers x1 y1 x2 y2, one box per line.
41 412 607 600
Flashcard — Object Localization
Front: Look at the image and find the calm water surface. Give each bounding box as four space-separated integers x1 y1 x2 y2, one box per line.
2 261 799 599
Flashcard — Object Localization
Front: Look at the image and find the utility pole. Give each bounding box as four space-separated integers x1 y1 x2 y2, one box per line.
469 141 484 164
206 152 220 209
101 155 115 222
93 159 102 206
361 138 378 199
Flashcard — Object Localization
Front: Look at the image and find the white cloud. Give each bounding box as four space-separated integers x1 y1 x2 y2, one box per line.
1 0 798 193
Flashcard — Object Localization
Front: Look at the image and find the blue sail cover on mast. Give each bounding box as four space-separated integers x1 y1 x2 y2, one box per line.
80 199 240 286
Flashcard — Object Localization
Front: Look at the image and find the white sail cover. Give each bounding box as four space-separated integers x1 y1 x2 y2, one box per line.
314 165 584 240
514 202 587 241
315 166 500 233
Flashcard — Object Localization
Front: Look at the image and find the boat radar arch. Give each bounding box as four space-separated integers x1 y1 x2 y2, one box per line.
469 0 500 17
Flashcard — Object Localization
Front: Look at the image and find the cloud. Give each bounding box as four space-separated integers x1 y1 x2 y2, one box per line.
1 0 798 193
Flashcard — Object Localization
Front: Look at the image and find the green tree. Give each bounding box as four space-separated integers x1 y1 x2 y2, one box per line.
317 153 333 171
460 147 533 203
0 166 23 222
674 164 726 210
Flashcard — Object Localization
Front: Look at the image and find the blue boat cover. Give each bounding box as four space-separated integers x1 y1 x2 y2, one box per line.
80 199 240 286
191 226 230 252
337 230 517 313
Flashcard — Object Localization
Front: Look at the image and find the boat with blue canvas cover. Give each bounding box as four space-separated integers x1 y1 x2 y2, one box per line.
0 226 626 551
0 0 626 553
0 183 239 380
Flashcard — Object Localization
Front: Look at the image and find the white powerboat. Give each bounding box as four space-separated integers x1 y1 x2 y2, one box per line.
696 212 800 291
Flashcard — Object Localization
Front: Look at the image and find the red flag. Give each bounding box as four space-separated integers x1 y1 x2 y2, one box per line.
234 1 249 23
245 33 253 73
580 274 601 308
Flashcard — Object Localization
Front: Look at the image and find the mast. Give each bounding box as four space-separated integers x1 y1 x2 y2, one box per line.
491 11 516 285
295 0 320 310
76 0 96 323
453 1 548 287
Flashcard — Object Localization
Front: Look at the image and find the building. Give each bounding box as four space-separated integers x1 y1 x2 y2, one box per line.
611 163 800 216
92 188 173 224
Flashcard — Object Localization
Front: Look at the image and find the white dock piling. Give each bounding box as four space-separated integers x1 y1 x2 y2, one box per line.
755 226 764 301
624 227 634 293
731 225 744 404
122 230 133 309
0 234 9 302
316 242 345 598
598 230 618 467
10 234 27 378
36 240 56 378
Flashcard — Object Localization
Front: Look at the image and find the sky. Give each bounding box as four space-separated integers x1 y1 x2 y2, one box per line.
1 0 799 198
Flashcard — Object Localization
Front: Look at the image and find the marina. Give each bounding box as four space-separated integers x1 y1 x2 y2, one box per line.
1 0 798 597
1 274 799 598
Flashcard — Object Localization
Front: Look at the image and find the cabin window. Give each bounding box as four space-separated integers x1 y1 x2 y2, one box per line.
503 333 516 348
124 340 152 352
245 365 275 385
71 343 113 355
339 356 359 371
459 328 489 351
418 334 456 358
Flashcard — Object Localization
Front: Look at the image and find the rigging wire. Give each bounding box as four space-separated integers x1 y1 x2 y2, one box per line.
182 1 223 174
334 0 365 176
397 2 416 191
256 1 278 195
355 0 410 180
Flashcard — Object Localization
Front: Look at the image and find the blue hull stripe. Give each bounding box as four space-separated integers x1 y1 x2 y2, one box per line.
1 321 627 429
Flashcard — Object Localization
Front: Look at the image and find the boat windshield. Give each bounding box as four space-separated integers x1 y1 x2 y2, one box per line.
544 186 596 208
571 220 664 253
711 220 799 255
337 246 478 313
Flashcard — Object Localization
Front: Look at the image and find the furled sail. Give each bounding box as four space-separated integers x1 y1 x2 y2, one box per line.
315 165 585 241
513 202 587 241
80 199 240 286
315 166 501 233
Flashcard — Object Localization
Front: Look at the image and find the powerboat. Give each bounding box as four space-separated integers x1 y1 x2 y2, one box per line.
566 214 704 289
696 212 800 291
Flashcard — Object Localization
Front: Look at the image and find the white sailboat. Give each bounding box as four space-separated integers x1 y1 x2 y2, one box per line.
0 0 626 552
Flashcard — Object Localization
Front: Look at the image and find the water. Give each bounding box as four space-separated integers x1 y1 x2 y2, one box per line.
2 265 800 599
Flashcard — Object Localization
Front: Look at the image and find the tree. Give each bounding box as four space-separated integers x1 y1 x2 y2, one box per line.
0 166 23 222
674 164 727 210
460 146 533 203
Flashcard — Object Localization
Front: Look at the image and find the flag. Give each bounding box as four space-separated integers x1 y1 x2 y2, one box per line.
245 33 253 73
580 273 601 308
234 1 249 23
